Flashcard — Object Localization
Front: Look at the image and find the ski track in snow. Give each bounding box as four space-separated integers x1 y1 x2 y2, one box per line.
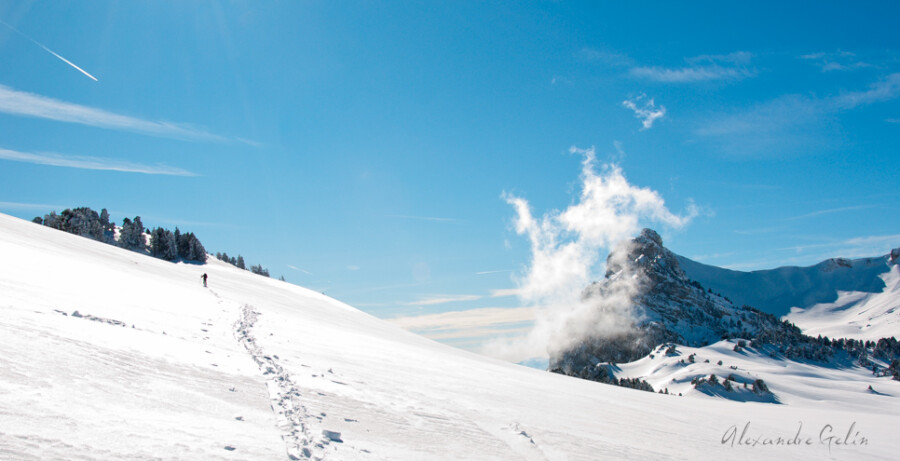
232 300 325 460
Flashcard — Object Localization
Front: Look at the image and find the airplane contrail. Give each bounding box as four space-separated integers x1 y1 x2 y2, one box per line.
1 19 98 81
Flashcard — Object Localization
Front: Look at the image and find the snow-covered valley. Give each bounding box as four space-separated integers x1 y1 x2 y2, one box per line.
1 212 898 460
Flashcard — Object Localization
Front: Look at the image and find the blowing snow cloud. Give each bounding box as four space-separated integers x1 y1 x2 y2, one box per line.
485 146 697 362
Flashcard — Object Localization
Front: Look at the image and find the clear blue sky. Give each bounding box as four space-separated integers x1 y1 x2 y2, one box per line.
1 1 898 354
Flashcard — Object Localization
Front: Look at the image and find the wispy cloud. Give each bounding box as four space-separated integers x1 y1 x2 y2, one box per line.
475 270 512 275
390 306 535 333
550 75 574 87
781 234 900 255
689 252 736 262
800 50 873 72
686 51 754 66
384 214 461 223
0 85 228 142
1 19 98 81
724 233 900 271
0 201 67 212
630 52 756 83
694 94 830 156
630 66 752 82
785 205 876 221
0 147 196 176
489 288 522 298
287 265 313 275
733 226 783 235
832 73 900 109
390 306 535 352
577 47 633 67
405 294 482 306
695 73 900 157
622 94 666 129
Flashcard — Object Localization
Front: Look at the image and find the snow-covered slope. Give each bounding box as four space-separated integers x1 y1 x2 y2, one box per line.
784 264 900 340
1 212 898 460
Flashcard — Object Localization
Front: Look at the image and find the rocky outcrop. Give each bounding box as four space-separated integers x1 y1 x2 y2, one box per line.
550 229 784 374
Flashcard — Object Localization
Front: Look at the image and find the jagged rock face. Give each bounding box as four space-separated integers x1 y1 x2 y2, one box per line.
550 229 782 372
604 229 685 283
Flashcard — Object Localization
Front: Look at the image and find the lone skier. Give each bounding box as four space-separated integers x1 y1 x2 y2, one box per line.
201 273 208 287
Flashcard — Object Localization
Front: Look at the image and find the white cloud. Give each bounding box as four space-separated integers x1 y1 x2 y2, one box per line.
686 51 754 66
723 234 900 272
0 85 227 142
287 265 313 275
783 234 900 256
0 147 197 176
390 306 535 331
0 201 67 212
833 73 900 109
475 270 511 275
785 205 876 221
800 50 872 72
405 294 482 306
483 147 697 362
504 147 696 304
384 215 461 223
630 65 753 83
489 288 522 298
622 94 666 130
695 73 900 157
577 47 633 67
630 52 755 83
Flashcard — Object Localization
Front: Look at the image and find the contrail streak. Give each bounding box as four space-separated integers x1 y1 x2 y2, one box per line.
1 19 98 81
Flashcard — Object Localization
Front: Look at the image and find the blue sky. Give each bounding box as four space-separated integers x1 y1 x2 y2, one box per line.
1 1 898 356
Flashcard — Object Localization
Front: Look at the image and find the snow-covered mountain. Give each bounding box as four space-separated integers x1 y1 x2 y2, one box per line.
678 248 900 341
1 212 899 460
677 249 896 319
550 229 900 407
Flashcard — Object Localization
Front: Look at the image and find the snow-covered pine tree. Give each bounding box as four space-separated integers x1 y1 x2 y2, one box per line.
43 211 62 230
162 230 177 261
150 227 164 257
119 218 133 248
100 208 110 230
189 233 207 263
119 216 147 251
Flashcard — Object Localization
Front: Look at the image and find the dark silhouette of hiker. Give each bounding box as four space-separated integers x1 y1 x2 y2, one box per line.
201 273 208 287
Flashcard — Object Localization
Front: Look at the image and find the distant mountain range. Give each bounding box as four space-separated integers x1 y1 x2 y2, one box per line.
550 229 900 401
677 251 895 317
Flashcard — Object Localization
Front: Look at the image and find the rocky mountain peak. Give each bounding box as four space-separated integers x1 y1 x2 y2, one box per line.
604 228 686 284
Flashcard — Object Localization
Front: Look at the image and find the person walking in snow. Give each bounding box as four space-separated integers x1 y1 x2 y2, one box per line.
201 273 208 287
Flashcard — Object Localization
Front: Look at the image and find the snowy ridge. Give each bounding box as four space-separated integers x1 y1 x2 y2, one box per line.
2 212 899 460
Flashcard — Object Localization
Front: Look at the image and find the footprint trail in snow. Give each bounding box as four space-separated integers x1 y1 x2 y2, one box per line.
234 304 326 460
